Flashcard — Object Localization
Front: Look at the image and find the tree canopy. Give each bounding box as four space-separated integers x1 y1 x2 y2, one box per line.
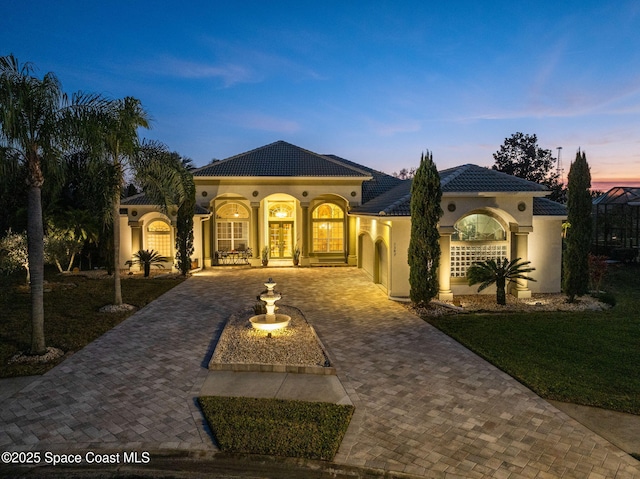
493 132 564 202
0 54 108 354
563 149 592 302
408 151 442 305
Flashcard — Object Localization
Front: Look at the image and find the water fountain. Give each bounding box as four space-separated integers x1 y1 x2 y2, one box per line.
249 278 291 331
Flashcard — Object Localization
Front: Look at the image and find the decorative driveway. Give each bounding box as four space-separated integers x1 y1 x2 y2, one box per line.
1 268 639 478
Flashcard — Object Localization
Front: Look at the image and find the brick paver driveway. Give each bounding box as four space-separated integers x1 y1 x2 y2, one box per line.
1 268 639 478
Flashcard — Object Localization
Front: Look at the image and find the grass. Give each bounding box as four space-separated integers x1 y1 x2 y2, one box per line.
0 267 185 377
425 263 640 415
198 396 354 461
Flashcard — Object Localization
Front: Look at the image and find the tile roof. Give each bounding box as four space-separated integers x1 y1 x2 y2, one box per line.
193 141 372 178
353 165 556 217
121 193 150 206
324 154 403 203
440 164 549 193
532 197 567 216
350 180 412 216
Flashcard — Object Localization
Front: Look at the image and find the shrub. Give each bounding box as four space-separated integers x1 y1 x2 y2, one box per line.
467 257 536 305
198 396 354 460
0 229 30 283
588 254 608 292
125 249 169 277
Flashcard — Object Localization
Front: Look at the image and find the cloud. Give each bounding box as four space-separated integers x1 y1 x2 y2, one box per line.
149 56 258 87
199 35 327 82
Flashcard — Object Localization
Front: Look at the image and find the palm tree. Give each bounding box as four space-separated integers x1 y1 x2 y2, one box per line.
133 144 195 275
99 97 150 305
467 257 536 305
0 55 107 355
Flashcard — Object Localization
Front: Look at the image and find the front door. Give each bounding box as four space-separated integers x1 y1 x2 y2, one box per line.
269 222 293 258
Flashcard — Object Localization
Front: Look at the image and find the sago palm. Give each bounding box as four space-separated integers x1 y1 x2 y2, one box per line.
125 249 169 277
467 257 536 305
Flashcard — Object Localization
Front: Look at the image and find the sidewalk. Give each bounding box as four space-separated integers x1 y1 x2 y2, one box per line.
550 400 640 457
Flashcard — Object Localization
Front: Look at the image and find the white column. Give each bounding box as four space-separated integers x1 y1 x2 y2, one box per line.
301 202 310 266
438 233 454 301
251 202 260 259
347 215 357 265
512 231 532 298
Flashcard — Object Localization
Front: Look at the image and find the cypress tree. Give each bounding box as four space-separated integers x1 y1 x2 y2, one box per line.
563 149 592 302
408 151 443 306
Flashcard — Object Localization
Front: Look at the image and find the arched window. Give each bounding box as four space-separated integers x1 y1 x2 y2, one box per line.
268 202 294 219
146 220 172 258
453 213 506 241
312 203 344 253
217 202 249 220
216 202 249 251
450 213 508 278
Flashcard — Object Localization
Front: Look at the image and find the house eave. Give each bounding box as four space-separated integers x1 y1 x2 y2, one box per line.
442 191 550 197
194 175 373 182
533 214 568 220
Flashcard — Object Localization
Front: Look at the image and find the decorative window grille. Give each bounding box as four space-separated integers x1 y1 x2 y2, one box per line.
450 213 508 277
450 244 508 278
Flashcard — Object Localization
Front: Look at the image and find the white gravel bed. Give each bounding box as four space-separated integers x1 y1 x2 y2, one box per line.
9 347 65 364
211 305 330 367
98 303 137 313
415 293 610 316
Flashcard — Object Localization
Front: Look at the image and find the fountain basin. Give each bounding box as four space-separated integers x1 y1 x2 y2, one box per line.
249 313 291 331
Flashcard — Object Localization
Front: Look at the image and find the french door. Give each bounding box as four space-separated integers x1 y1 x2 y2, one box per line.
269 221 293 258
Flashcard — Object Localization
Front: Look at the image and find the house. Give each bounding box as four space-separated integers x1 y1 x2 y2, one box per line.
592 186 640 262
120 141 567 299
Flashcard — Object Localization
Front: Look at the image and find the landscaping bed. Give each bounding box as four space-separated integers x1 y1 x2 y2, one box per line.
198 396 354 460
209 305 333 374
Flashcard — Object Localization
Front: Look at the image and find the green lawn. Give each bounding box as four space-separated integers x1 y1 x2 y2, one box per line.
425 263 640 414
199 396 354 461
0 267 185 377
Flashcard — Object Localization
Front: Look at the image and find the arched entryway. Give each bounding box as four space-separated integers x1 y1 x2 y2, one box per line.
266 197 296 259
375 239 389 289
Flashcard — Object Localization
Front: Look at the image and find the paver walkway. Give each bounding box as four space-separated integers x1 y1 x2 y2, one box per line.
1 268 639 478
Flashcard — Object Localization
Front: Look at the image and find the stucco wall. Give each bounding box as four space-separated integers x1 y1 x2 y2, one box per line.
354 193 565 299
529 217 564 293
120 207 208 272
196 178 364 209
389 219 411 298
360 233 374 279
439 195 534 230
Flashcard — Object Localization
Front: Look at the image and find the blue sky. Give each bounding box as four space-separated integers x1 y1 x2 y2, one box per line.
2 0 639 189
